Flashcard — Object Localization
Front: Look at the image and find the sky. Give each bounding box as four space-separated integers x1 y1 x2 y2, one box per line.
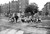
0 0 50 10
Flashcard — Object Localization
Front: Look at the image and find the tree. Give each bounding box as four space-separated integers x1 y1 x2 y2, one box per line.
24 3 38 17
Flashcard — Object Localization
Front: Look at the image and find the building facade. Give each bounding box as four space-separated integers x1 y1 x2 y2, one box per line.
1 0 29 13
42 2 50 15
18 0 29 13
1 0 19 13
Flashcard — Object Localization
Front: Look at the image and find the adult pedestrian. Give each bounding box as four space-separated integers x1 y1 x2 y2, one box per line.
14 13 19 23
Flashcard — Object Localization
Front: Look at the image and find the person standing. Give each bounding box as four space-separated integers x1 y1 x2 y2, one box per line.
14 13 19 23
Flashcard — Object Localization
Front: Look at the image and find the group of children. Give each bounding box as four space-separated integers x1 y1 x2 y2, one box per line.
9 13 41 23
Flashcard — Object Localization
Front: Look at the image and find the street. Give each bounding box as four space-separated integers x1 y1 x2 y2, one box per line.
0 17 48 34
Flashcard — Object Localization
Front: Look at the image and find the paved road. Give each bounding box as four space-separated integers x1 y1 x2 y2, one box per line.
0 18 48 34
0 28 47 34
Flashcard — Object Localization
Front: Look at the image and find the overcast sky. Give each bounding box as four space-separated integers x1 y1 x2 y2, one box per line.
0 0 50 10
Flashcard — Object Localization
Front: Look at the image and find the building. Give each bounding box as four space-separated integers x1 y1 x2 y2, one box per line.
1 0 19 13
1 0 29 13
42 2 50 15
44 2 50 12
18 0 29 13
